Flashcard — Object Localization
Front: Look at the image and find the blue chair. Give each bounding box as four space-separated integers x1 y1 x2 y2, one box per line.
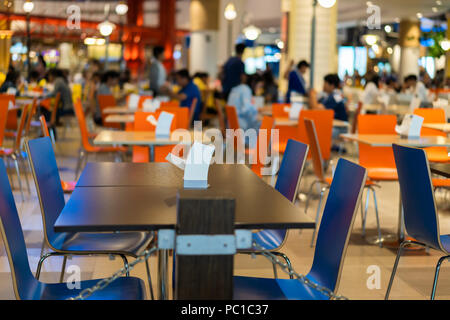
0 158 146 300
241 139 309 279
386 144 450 300
26 137 154 298
234 158 367 300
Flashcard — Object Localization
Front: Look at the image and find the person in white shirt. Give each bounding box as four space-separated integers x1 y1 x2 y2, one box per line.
403 74 429 104
361 73 380 105
227 73 260 131
149 46 167 96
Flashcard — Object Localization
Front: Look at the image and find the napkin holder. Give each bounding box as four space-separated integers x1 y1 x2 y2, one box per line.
147 111 174 138
127 94 140 111
166 142 215 190
395 114 424 139
283 103 303 120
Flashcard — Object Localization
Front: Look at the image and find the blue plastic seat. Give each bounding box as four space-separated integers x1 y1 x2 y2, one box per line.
386 144 450 300
26 137 154 298
245 139 309 278
234 158 367 300
0 159 146 300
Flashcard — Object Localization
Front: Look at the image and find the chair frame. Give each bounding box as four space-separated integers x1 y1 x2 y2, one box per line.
25 138 154 299
240 139 309 279
304 118 382 247
385 144 450 300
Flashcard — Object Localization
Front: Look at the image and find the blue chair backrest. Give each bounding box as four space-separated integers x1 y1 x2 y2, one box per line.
275 139 309 202
308 158 367 292
27 137 66 246
392 144 441 250
0 159 41 300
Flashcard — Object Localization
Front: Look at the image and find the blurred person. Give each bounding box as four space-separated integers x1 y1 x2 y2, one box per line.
310 74 348 152
403 74 428 103
193 72 215 113
310 74 348 122
43 68 74 123
93 70 121 125
262 69 278 103
169 69 202 123
227 73 260 131
222 43 246 100
149 46 167 96
361 73 380 105
0 67 21 95
285 60 309 103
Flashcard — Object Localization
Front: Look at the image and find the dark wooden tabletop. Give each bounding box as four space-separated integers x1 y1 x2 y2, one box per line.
57 163 315 232
76 162 183 187
430 163 450 179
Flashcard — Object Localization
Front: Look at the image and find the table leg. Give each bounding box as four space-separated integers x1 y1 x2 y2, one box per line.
158 249 169 300
150 145 155 162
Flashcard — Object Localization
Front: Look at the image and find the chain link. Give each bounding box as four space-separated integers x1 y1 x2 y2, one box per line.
67 241 348 300
252 242 349 300
68 247 158 300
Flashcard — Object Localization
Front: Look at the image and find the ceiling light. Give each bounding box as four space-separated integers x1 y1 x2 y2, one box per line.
276 39 284 49
384 25 392 33
23 0 34 13
318 0 336 8
224 3 237 21
363 34 379 46
243 25 261 41
387 47 393 54
98 20 115 37
440 39 450 51
416 12 423 19
432 7 438 13
436 0 442 5
115 1 128 16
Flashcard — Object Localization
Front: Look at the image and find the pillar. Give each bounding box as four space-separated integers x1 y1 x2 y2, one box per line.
445 13 450 81
189 0 220 77
160 0 176 72
217 0 247 67
0 0 13 76
398 19 421 80
125 0 145 76
287 0 338 90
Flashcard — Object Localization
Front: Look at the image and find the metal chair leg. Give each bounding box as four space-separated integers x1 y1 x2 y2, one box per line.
431 255 450 300
75 149 85 180
145 259 155 300
119 255 130 276
20 155 31 194
35 252 66 280
304 180 318 213
360 188 365 232
12 156 25 202
362 188 370 237
370 187 382 248
59 256 68 283
311 187 327 247
271 261 278 279
272 251 294 279
385 240 426 299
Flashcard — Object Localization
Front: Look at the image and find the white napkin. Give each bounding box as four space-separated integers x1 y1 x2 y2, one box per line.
288 103 303 120
143 99 160 112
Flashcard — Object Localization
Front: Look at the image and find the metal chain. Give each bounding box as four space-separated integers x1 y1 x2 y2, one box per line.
67 241 348 300
252 242 349 300
68 247 158 300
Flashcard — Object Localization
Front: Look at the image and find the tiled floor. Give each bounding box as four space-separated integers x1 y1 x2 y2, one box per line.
0 124 449 300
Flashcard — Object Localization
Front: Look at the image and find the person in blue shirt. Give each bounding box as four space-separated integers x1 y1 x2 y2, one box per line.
171 69 202 123
310 74 348 122
285 60 309 103
222 43 246 100
310 74 349 153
